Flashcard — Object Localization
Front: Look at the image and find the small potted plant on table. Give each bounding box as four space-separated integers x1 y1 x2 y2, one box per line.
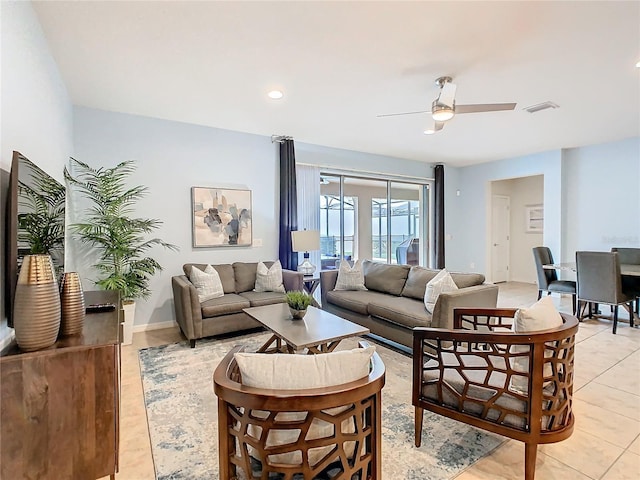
286 291 313 320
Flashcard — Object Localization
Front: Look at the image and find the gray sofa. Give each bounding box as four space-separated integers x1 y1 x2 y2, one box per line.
320 260 498 348
172 262 303 347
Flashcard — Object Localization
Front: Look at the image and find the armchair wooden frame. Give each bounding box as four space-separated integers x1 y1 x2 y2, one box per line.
412 308 578 480
214 345 385 480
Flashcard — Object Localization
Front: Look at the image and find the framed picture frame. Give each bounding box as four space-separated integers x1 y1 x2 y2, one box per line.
525 204 543 233
192 187 252 247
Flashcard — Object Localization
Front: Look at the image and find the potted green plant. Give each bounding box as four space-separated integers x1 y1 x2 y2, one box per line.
64 158 177 344
286 291 313 320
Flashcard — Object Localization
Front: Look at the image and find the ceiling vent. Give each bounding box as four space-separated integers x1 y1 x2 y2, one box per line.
523 101 559 113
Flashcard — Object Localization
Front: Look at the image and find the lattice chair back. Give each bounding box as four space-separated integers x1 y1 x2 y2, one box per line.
412 308 578 480
214 345 385 480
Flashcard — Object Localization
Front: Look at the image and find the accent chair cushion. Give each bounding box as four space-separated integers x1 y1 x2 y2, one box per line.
254 260 286 293
424 269 458 313
234 346 376 466
509 296 563 394
362 260 410 296
188 264 224 302
334 259 367 291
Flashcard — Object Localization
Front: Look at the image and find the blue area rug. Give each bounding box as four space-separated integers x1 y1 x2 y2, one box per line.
139 332 505 479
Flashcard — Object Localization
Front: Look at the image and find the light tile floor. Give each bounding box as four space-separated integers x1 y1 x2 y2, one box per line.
108 282 640 479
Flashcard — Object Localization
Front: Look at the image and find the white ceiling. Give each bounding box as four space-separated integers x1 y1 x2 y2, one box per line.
33 1 640 167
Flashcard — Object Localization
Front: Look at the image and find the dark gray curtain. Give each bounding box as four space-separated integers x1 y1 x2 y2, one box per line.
279 139 298 270
434 164 445 269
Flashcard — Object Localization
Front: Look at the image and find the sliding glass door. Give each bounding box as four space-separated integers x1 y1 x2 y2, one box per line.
320 173 430 268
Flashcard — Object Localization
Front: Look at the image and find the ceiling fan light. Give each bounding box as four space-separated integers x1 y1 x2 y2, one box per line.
432 103 454 122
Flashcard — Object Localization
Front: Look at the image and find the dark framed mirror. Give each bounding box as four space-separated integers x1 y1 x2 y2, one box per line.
5 151 65 327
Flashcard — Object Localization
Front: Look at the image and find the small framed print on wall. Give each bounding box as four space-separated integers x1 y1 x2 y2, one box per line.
191 187 252 247
525 204 543 233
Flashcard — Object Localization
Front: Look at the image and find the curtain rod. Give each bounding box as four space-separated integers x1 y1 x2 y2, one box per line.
296 162 434 182
271 135 293 143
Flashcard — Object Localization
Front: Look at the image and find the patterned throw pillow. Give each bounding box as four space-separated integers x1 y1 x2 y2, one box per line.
189 264 224 302
254 260 286 293
424 269 458 313
509 296 563 394
334 259 368 291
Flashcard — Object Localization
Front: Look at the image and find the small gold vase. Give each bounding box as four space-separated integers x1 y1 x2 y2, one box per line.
60 272 85 336
13 254 61 351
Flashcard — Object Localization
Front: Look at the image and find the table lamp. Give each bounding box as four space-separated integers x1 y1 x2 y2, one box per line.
291 230 320 275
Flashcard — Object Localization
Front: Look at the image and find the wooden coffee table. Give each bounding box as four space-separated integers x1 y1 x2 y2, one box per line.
243 303 370 354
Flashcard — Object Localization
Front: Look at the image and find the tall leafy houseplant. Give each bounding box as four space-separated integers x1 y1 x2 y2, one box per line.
64 159 177 341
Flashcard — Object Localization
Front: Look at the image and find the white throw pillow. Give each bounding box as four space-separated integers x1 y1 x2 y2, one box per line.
189 264 224 302
234 346 375 466
424 269 458 313
253 260 286 293
334 259 367 291
509 296 564 394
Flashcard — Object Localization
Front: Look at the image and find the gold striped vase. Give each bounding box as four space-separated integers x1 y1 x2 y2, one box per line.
60 272 85 336
13 254 61 351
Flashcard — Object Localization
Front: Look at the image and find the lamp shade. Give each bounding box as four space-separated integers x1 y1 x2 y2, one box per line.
291 230 320 252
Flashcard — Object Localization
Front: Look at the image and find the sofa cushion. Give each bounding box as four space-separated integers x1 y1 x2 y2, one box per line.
189 264 224 302
450 272 486 289
254 260 286 293
183 263 236 293
334 259 367 291
401 267 441 300
238 291 287 307
326 290 389 315
368 296 432 328
424 269 458 313
233 262 258 293
200 294 251 318
363 260 410 296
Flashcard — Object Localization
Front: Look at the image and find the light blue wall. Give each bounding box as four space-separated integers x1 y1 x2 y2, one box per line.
446 150 562 275
447 137 639 281
562 137 640 260
296 142 433 180
72 107 435 327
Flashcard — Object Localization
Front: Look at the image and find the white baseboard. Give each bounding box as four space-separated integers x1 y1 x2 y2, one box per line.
132 320 179 333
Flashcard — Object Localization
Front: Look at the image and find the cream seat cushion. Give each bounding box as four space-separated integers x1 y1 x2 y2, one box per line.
424 269 458 313
188 264 224 302
234 346 375 466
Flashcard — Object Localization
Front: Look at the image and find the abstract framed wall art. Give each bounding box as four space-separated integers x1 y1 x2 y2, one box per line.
192 187 252 247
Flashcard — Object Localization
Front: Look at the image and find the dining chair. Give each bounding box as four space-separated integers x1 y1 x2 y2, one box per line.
576 251 635 334
532 247 577 314
611 247 640 315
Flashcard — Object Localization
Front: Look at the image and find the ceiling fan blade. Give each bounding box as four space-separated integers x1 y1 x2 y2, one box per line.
437 82 457 107
377 110 430 118
455 103 516 114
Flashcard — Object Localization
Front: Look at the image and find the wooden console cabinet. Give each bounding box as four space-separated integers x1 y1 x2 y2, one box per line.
1 291 121 479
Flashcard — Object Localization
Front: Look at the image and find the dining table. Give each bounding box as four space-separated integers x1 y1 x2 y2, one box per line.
543 262 640 277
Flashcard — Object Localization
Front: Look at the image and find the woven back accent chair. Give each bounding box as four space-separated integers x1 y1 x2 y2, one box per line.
214 345 385 480
412 308 578 480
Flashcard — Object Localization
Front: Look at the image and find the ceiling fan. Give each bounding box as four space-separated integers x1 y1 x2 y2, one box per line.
377 76 516 133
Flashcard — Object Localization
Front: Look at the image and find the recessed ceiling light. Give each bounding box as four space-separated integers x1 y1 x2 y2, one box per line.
636 61 640 68
424 129 436 135
268 90 284 99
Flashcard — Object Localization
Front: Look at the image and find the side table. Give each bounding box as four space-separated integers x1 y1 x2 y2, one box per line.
302 274 321 307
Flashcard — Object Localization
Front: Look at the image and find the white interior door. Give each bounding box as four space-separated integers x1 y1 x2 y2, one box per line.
491 195 510 283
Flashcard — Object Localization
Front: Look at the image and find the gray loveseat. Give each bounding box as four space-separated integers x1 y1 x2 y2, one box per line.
172 262 303 347
320 260 498 348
